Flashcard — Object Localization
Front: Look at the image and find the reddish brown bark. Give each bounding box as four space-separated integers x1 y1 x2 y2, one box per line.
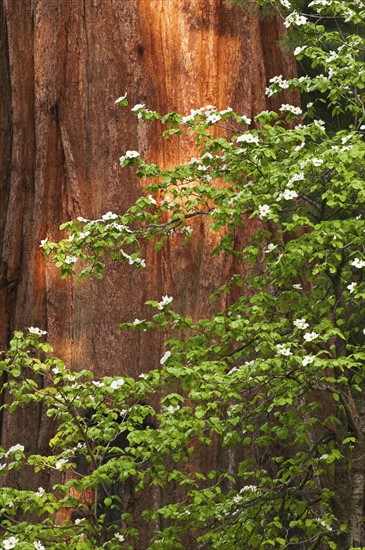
0 0 297 543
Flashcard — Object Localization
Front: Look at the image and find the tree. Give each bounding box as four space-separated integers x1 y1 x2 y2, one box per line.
1 0 365 549
0 1 296 544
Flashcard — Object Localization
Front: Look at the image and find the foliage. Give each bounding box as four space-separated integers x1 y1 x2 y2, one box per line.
1 0 365 548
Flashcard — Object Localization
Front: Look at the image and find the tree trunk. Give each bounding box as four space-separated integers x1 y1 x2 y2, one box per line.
0 0 297 544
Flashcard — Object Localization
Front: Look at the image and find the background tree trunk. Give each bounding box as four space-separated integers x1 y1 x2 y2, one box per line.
0 0 297 544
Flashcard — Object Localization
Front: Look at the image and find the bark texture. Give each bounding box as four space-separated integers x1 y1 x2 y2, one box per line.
0 0 297 543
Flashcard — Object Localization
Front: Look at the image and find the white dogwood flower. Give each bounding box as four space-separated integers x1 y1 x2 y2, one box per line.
258 204 271 218
294 319 309 330
236 133 259 145
158 295 173 309
277 189 299 201
160 351 172 365
64 255 78 265
28 327 47 336
347 282 357 293
120 150 140 163
114 93 127 104
5 444 24 457
131 103 145 111
284 11 308 28
3 537 19 549
304 332 319 342
102 212 118 221
110 378 125 390
276 344 292 356
279 104 302 116
352 258 365 269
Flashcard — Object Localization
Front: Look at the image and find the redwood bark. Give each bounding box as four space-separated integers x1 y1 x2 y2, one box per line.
0 0 297 543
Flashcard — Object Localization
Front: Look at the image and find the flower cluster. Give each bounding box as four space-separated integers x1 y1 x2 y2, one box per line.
236 133 259 145
277 189 298 201
276 344 292 356
294 46 307 56
279 104 302 116
181 225 193 236
131 103 145 112
3 537 19 550
180 105 236 125
287 172 304 186
206 113 221 124
266 75 290 96
284 11 308 28
303 332 319 342
54 458 68 470
110 378 125 390
351 257 365 268
258 204 271 219
265 243 277 254
121 250 146 268
28 327 47 336
311 158 323 167
157 295 173 309
4 444 24 456
35 487 45 497
102 211 118 221
119 150 140 164
293 319 309 330
64 255 78 265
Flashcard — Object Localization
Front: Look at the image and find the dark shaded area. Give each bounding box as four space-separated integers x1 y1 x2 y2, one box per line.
71 408 156 539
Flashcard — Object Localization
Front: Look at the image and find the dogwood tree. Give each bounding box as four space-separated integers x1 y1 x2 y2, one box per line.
1 0 364 548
